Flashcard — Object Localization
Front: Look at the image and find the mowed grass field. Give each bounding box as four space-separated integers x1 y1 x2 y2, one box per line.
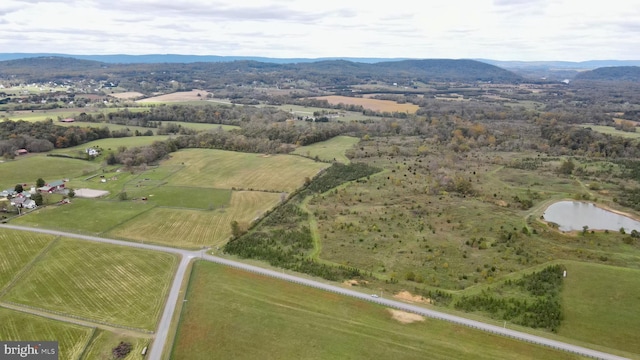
124 186 231 209
81 329 148 360
11 198 152 234
0 156 99 189
313 95 420 114
293 136 359 164
50 136 171 156
0 230 53 291
109 191 281 248
558 261 640 355
163 149 328 193
171 261 582 360
136 90 213 103
2 237 177 330
0 308 93 360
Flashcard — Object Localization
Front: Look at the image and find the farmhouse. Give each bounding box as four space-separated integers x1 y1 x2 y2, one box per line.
10 196 36 209
14 149 28 156
60 118 75 123
86 148 100 156
38 180 65 193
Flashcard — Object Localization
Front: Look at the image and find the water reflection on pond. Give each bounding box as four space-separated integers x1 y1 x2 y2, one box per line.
543 201 640 232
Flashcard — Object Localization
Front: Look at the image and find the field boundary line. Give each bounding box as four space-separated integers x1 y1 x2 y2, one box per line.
0 301 155 335
0 237 59 297
76 326 97 360
99 203 158 235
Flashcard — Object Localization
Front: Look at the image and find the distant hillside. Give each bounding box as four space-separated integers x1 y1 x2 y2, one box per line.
573 66 640 82
373 59 522 83
0 56 522 85
0 53 409 64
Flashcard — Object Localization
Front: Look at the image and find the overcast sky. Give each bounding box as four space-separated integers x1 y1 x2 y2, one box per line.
1 0 639 61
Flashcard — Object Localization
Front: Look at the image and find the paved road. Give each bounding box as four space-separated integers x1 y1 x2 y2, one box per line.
0 224 630 360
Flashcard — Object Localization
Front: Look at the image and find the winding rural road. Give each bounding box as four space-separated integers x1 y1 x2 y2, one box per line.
0 224 630 360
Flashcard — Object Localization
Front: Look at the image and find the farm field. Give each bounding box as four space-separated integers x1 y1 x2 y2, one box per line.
293 135 359 164
162 122 239 131
11 198 152 234
162 149 329 193
81 329 148 360
0 107 151 122
108 91 145 99
0 155 99 190
578 124 640 139
271 104 372 121
0 230 53 291
50 136 171 156
0 308 93 360
171 261 582 360
558 261 640 355
109 191 281 248
2 237 177 330
123 186 231 209
136 90 213 103
312 95 420 114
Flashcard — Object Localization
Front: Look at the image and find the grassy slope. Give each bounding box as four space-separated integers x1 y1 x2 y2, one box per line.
558 261 640 355
171 261 582 360
124 186 231 209
163 149 328 193
2 238 177 330
293 135 360 164
11 198 153 234
578 125 640 139
0 230 53 290
0 308 93 360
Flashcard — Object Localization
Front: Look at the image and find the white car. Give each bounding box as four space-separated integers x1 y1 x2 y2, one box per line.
371 294 379 298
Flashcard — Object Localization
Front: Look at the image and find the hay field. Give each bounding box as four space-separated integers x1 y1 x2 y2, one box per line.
163 149 328 193
0 308 93 360
109 191 281 248
108 91 145 99
0 230 53 290
313 95 420 114
3 237 177 330
11 198 152 234
170 261 580 360
123 186 231 209
293 136 359 164
137 90 213 103
558 261 640 355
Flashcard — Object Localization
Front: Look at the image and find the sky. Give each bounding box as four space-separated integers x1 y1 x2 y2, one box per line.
1 0 639 61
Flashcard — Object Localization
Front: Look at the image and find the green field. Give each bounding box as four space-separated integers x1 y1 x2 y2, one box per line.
171 261 582 360
11 198 152 234
0 230 53 291
3 238 177 330
123 186 231 209
162 149 328 193
293 136 359 164
109 191 281 247
81 330 148 360
50 136 171 156
558 261 640 355
0 308 93 360
578 125 640 139
0 156 99 190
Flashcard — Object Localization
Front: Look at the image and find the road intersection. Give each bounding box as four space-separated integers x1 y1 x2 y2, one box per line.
0 224 629 360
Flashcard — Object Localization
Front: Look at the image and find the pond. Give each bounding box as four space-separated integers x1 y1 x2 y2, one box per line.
543 201 640 232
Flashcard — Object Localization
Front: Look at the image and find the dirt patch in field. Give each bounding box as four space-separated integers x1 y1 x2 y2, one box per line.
342 279 369 287
137 90 213 103
387 309 425 324
109 92 145 99
495 200 508 207
74 188 109 198
394 291 431 304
